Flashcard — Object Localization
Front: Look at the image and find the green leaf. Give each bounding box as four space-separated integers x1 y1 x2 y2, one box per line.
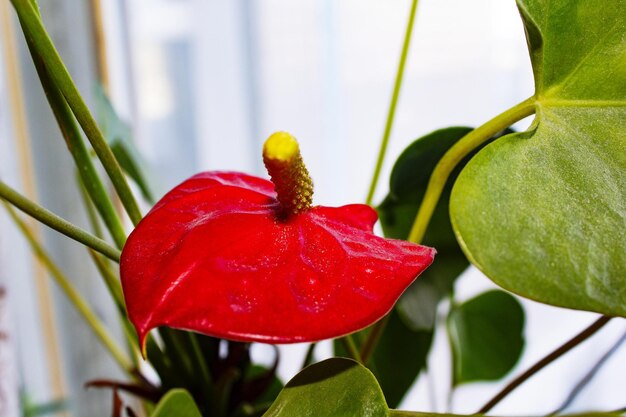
370 311 432 408
450 0 626 317
334 311 432 408
379 127 511 331
151 389 202 417
263 358 388 417
447 290 525 385
94 85 156 203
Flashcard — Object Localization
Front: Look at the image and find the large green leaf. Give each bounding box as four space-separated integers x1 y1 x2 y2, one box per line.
151 389 202 417
335 310 433 408
263 358 388 417
450 0 626 316
263 358 621 417
379 127 511 331
447 290 525 385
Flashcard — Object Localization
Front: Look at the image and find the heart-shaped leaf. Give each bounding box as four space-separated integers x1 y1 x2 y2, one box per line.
262 358 388 417
447 290 525 385
450 0 626 316
379 127 511 331
121 171 435 347
151 389 202 417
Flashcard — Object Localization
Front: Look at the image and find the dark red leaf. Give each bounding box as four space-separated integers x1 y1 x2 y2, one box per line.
121 171 435 347
86 379 162 403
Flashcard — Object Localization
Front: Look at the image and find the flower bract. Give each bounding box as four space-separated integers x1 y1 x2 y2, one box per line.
120 133 435 348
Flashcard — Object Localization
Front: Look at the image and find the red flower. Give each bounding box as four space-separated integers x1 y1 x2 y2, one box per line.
121 133 435 348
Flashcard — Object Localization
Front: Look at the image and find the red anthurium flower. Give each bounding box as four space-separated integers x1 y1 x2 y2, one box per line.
121 132 435 348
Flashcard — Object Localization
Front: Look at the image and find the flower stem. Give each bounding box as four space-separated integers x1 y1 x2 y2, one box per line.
77 172 105 239
340 334 363 363
477 315 611 414
187 331 213 395
360 314 389 364
87 250 125 315
5 205 133 374
359 97 536 368
550 330 626 415
10 0 142 225
0 182 121 262
301 343 317 370
88 250 141 365
408 96 536 243
365 0 419 206
21 32 127 248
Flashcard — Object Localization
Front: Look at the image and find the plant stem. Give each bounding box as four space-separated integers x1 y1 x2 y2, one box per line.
549 330 626 415
408 96 536 243
365 0 419 205
188 333 212 384
301 343 317 370
341 334 363 363
77 173 104 239
408 97 535 243
360 314 389 364
361 98 536 363
88 249 141 366
21 32 127 248
0 182 121 262
477 315 611 414
10 0 143 225
187 331 213 395
5 205 133 374
87 250 125 314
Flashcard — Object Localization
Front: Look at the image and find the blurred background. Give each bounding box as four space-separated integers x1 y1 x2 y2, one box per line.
1 0 625 416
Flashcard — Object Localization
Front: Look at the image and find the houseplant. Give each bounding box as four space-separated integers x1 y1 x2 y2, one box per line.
1 0 624 415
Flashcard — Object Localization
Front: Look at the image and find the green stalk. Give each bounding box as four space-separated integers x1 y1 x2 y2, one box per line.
360 314 389 364
0 182 120 262
77 172 104 239
301 343 317 370
10 0 142 225
160 329 196 378
214 368 240 417
88 250 141 366
365 0 419 205
187 331 214 398
360 97 536 367
408 97 536 243
5 204 133 374
188 332 212 385
340 335 363 363
21 32 127 248
87 250 125 315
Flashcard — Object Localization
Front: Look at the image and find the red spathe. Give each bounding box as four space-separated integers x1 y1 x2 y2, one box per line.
120 171 435 346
